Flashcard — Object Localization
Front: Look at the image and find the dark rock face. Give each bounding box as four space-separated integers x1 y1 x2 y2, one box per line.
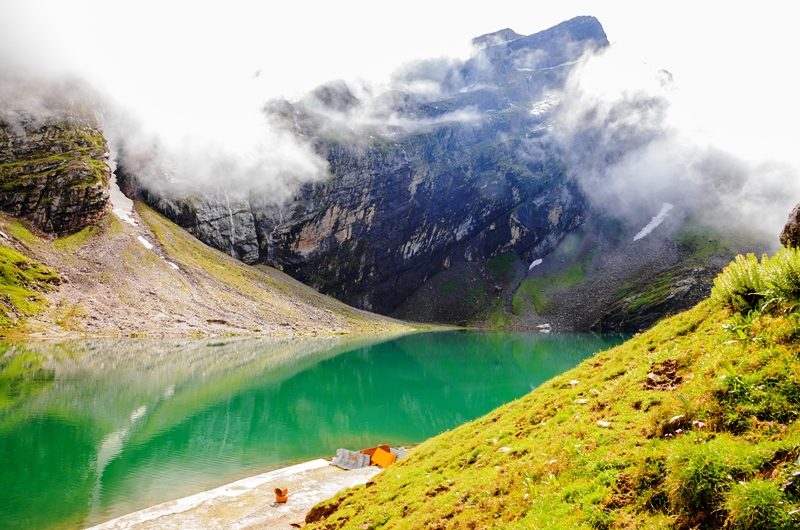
122 17 611 315
267 133 585 313
0 118 109 234
593 263 720 333
134 187 262 263
780 203 800 248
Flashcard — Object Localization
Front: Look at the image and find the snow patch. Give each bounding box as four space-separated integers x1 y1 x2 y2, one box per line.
528 258 543 271
633 203 674 242
455 217 473 241
537 323 552 333
109 175 137 226
164 260 180 270
530 93 559 117
516 60 579 73
0 230 8 240
137 236 154 250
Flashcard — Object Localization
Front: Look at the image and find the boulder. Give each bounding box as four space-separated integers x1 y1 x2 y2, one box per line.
780 203 800 248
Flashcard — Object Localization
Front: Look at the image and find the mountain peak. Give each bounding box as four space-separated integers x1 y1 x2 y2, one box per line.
471 28 524 49
505 15 608 53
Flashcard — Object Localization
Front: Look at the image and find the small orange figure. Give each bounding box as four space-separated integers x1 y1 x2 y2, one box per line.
275 487 288 503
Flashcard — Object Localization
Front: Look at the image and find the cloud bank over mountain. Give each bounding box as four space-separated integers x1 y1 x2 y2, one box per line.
2 1 799 236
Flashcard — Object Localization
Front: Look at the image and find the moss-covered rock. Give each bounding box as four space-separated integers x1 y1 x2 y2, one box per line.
0 117 109 235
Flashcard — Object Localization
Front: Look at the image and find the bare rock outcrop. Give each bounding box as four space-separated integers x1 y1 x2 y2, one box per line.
780 203 800 248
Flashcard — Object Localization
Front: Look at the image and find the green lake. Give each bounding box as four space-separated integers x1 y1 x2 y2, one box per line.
0 331 624 529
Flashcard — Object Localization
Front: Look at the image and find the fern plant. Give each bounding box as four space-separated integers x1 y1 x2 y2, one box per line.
764 246 800 311
711 253 765 313
712 247 800 315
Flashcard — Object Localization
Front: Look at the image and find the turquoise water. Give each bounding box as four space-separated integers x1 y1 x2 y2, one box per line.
0 331 624 529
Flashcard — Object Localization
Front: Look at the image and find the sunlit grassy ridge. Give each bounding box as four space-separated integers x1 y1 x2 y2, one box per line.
0 245 58 333
139 205 419 335
307 249 800 529
0 205 423 337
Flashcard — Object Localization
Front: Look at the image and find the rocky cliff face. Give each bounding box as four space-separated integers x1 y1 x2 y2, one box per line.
0 117 109 235
114 15 769 331
120 16 606 315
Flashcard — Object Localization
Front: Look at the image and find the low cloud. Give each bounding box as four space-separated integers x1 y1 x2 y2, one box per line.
105 107 330 203
552 46 800 241
0 74 103 128
3 2 798 241
269 78 484 143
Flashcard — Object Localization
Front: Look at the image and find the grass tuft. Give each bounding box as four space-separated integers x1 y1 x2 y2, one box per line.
724 479 794 529
53 225 99 251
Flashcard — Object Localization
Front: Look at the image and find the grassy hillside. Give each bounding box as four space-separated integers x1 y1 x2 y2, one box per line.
0 244 59 331
0 205 420 338
307 249 800 529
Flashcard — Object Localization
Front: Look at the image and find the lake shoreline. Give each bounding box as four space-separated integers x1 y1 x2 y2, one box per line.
1 332 623 529
87 458 381 529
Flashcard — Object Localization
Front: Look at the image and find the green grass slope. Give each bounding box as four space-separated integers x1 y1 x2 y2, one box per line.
0 205 422 338
307 249 800 529
0 245 59 333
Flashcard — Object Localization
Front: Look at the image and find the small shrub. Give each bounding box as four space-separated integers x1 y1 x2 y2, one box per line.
711 253 765 313
721 311 757 340
764 247 800 311
632 457 668 511
585 506 612 530
723 479 792 529
712 248 800 315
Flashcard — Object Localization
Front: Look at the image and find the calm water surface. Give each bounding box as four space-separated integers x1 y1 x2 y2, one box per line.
0 331 624 529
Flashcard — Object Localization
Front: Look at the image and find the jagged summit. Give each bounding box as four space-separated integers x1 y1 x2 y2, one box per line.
472 16 606 53
478 16 607 52
471 28 523 49
514 15 607 47
469 15 608 80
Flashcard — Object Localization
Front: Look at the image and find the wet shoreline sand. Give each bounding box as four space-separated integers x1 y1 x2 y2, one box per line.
88 459 380 529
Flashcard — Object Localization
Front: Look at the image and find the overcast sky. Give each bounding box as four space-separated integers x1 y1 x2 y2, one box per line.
1 2 791 95
1 0 797 174
2 1 789 95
